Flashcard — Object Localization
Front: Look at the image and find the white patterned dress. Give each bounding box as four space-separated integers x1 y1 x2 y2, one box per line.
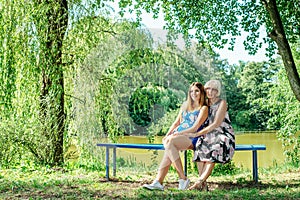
193 99 235 163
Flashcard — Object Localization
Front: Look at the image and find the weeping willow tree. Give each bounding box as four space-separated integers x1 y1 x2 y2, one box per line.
33 0 68 165
0 1 19 167
0 0 68 166
0 0 160 167
0 0 118 167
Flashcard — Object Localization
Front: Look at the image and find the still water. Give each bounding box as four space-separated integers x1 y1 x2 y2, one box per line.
116 132 285 169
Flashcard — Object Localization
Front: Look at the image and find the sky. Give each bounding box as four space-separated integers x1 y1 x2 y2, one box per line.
110 3 269 65
139 12 269 65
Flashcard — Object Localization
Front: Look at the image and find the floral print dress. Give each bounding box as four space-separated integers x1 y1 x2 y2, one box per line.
193 99 235 164
176 110 200 132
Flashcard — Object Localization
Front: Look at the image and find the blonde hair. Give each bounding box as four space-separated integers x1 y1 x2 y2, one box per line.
204 80 221 97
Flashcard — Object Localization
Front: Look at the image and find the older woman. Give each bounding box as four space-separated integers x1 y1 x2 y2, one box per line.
187 80 235 191
143 82 209 190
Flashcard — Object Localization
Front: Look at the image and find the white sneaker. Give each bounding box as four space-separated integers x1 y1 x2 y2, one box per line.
178 178 190 190
143 180 164 191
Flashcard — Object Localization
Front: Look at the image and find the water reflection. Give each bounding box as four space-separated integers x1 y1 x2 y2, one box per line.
117 132 285 169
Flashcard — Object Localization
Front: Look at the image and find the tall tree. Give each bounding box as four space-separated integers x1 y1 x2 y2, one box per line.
117 0 300 102
32 0 68 165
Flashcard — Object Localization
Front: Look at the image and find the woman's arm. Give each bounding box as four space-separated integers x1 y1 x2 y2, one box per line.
195 99 227 136
174 106 208 135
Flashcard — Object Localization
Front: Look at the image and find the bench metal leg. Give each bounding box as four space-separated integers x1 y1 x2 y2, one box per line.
105 147 110 180
252 150 258 183
113 147 116 176
184 151 187 176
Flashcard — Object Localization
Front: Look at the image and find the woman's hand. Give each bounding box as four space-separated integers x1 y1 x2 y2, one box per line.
172 131 181 136
162 135 168 142
163 133 172 142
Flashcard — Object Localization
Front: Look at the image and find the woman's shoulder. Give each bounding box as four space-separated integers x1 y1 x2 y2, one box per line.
210 99 227 109
181 101 188 110
213 98 226 105
200 105 208 111
220 99 227 104
218 99 228 110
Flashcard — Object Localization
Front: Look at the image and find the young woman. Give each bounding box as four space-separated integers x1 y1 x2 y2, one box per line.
143 82 209 190
187 80 235 191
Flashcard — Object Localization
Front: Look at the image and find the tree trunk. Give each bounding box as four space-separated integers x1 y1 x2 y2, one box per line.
37 0 68 166
263 0 300 102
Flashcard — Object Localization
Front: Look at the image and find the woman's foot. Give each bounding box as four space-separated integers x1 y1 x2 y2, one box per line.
143 180 164 191
202 181 208 191
188 179 208 191
178 178 190 190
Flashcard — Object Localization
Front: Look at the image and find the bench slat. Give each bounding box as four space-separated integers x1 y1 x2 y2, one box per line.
97 143 165 150
235 144 266 151
97 143 266 151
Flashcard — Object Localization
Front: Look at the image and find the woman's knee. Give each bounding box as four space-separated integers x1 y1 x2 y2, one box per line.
166 136 181 149
163 139 171 148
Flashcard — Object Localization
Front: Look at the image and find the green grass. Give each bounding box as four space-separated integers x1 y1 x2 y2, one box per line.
0 164 299 200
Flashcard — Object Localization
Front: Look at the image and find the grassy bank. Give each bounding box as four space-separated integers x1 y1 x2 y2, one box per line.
0 164 299 200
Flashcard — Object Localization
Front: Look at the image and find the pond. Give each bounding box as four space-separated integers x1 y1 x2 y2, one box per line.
115 131 285 170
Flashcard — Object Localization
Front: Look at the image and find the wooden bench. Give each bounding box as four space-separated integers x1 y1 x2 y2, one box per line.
96 143 266 183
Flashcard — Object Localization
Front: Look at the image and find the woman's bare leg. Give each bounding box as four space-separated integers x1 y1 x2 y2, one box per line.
155 152 172 184
164 135 193 180
189 162 215 190
196 161 205 176
173 158 185 179
199 162 215 181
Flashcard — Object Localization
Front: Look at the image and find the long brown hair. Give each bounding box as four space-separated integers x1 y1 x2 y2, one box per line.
186 82 207 111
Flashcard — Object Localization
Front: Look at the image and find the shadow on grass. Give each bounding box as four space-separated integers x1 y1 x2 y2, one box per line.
208 180 299 191
100 177 299 191
96 177 299 200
